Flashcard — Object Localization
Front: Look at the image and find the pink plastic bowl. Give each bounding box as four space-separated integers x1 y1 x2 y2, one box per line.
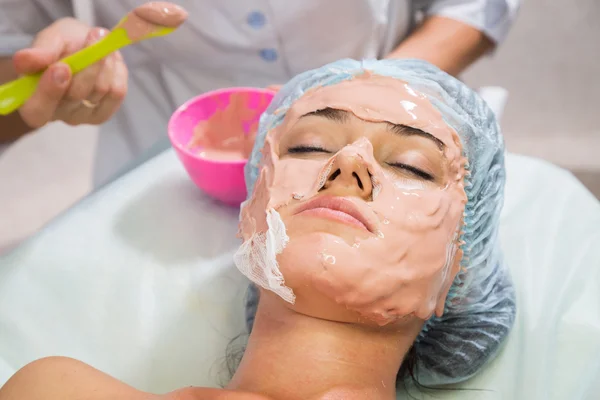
168 87 275 207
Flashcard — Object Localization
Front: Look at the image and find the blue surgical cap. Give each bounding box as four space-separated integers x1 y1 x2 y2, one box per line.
243 59 516 386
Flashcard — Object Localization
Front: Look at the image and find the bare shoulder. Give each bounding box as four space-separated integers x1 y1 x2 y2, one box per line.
0 356 157 400
165 387 275 400
0 357 277 400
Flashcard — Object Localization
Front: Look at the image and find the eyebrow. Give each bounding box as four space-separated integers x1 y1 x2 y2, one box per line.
302 107 445 149
387 124 445 150
302 107 349 122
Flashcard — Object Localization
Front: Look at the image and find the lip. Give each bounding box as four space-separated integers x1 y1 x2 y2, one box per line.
294 196 377 233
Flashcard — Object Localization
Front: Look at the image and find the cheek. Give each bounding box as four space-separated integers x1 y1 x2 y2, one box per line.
275 232 328 288
376 187 465 266
275 232 365 323
239 168 272 239
270 158 329 205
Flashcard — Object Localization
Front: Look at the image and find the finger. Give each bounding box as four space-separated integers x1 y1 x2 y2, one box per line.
63 52 127 126
19 62 71 128
57 50 127 126
14 18 97 74
88 55 128 124
12 20 80 74
266 84 281 92
13 33 66 74
66 27 109 101
68 50 116 110
67 53 116 125
91 51 118 103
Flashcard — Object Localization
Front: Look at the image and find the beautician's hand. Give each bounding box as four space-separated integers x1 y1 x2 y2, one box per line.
12 18 128 129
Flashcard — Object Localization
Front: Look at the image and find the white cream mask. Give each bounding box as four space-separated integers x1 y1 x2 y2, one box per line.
235 73 467 326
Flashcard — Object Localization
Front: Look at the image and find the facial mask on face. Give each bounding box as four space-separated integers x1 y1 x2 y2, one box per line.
243 58 515 387
235 73 467 326
234 207 294 303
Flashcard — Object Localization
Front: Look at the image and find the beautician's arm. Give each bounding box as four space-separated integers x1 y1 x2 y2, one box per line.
0 58 32 143
386 16 493 77
0 18 128 145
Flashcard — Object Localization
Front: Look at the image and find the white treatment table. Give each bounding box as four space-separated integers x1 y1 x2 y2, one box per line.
0 148 598 400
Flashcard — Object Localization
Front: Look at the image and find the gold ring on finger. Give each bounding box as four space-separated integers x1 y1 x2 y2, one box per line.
81 99 99 109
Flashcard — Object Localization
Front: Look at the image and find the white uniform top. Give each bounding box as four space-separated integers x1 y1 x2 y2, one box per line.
0 0 519 186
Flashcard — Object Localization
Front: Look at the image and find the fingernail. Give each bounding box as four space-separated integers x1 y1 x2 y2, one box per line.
91 28 108 42
87 28 103 44
97 28 108 39
52 64 69 85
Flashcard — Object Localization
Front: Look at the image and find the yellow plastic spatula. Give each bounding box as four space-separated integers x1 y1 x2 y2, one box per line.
0 2 187 116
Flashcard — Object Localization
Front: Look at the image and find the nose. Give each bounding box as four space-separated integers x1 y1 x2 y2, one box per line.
321 152 373 200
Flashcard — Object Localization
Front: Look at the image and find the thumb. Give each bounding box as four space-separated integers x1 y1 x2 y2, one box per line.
19 62 72 129
13 29 66 74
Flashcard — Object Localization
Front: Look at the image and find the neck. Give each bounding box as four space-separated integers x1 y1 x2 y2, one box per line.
228 292 420 400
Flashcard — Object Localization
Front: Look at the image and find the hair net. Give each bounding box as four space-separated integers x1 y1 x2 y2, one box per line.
242 59 516 386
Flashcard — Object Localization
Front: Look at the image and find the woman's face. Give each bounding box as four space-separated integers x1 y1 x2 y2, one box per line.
238 74 467 326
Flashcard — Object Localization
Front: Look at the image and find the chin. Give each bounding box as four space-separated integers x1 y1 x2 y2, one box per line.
273 215 390 326
272 236 365 326
283 214 371 248
280 288 424 331
283 287 364 324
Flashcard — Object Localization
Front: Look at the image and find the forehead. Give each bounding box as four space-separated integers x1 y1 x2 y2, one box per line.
300 108 446 150
269 73 459 149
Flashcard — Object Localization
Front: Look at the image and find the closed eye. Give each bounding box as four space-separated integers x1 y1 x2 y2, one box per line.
287 145 332 154
388 162 434 181
288 147 434 180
